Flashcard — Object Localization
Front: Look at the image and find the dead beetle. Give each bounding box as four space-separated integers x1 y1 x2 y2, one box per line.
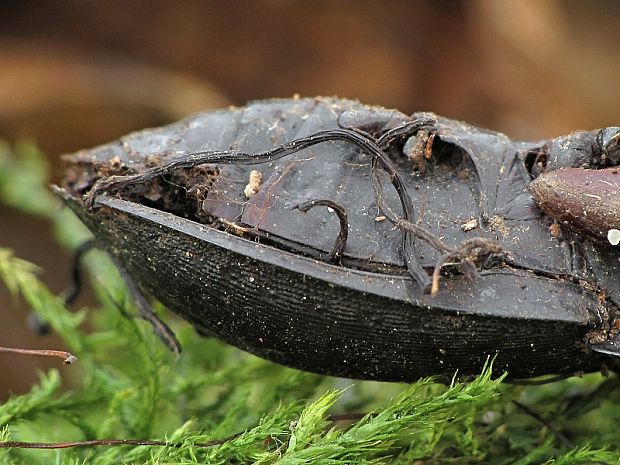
55 97 620 382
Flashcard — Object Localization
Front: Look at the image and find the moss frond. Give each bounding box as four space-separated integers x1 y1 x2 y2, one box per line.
0 142 619 464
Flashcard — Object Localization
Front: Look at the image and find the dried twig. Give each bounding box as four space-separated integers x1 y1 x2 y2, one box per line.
0 412 376 451
0 433 241 450
0 346 77 365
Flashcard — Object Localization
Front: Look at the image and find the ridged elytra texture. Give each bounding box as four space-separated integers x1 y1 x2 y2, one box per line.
59 97 620 381
61 195 605 381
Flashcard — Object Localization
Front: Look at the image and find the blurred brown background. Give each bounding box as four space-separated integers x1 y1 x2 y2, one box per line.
1 0 619 395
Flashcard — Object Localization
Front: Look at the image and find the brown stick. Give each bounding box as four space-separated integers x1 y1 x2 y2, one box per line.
0 412 372 450
0 346 77 365
0 434 239 449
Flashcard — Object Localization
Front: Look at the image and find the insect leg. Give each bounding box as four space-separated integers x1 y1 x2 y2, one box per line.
110 257 182 355
54 239 182 354
63 239 98 305
28 239 98 336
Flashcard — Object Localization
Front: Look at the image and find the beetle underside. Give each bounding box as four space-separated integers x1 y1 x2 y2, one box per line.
57 97 620 380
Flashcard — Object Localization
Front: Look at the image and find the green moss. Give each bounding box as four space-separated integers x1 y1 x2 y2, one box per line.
0 142 619 464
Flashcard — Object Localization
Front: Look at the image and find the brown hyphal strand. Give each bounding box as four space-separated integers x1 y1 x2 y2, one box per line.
529 167 620 244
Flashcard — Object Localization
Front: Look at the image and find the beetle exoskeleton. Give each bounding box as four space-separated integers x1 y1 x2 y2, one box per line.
57 97 620 381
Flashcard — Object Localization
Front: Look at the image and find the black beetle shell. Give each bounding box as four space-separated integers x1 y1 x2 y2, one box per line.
58 192 606 381
58 97 620 381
